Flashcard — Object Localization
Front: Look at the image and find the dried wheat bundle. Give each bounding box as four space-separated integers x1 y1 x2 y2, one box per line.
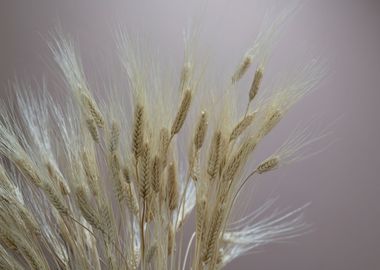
0 6 329 270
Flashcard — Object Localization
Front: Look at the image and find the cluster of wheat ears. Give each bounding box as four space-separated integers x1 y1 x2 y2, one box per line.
0 8 328 270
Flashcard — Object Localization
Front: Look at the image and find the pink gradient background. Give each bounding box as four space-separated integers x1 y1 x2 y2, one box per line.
1 0 379 269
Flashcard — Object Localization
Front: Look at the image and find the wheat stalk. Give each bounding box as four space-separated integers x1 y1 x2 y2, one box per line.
0 5 328 270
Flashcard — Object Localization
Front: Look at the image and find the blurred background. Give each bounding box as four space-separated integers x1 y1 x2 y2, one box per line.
0 0 379 269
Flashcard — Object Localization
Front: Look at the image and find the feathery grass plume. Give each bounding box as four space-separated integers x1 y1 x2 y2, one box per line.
257 118 335 174
221 201 310 268
0 4 329 269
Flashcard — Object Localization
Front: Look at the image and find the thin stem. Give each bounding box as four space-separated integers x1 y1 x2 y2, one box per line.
244 100 251 117
223 170 257 233
140 200 146 270
68 215 129 264
183 232 196 270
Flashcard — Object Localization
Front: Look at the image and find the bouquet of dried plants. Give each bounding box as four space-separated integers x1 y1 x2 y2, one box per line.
0 6 328 270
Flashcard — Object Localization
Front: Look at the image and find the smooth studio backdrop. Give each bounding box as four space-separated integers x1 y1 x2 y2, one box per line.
0 0 379 269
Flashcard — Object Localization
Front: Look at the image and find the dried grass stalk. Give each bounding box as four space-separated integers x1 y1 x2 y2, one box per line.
207 131 223 181
167 162 179 211
232 55 252 83
194 111 208 150
171 89 192 136
151 155 161 193
249 67 263 101
132 104 145 161
229 113 256 142
139 142 151 201
257 156 279 174
80 92 105 128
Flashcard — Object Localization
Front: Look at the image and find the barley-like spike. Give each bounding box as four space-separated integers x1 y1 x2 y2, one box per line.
194 111 208 150
171 89 192 136
15 157 43 188
230 113 256 142
75 187 104 232
86 118 99 143
110 153 127 202
159 127 170 168
207 131 222 180
46 162 70 195
249 67 264 101
139 142 151 200
18 207 41 236
223 138 257 183
167 224 174 256
109 121 120 154
82 151 99 196
257 156 279 174
203 205 224 263
196 198 206 244
42 182 69 215
80 92 105 128
20 241 49 270
125 183 139 216
167 162 179 211
132 104 144 161
151 155 161 193
179 62 191 91
232 55 252 84
0 228 17 251
0 245 23 270
259 109 282 138
122 167 131 184
100 203 115 241
0 165 14 192
146 243 157 263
